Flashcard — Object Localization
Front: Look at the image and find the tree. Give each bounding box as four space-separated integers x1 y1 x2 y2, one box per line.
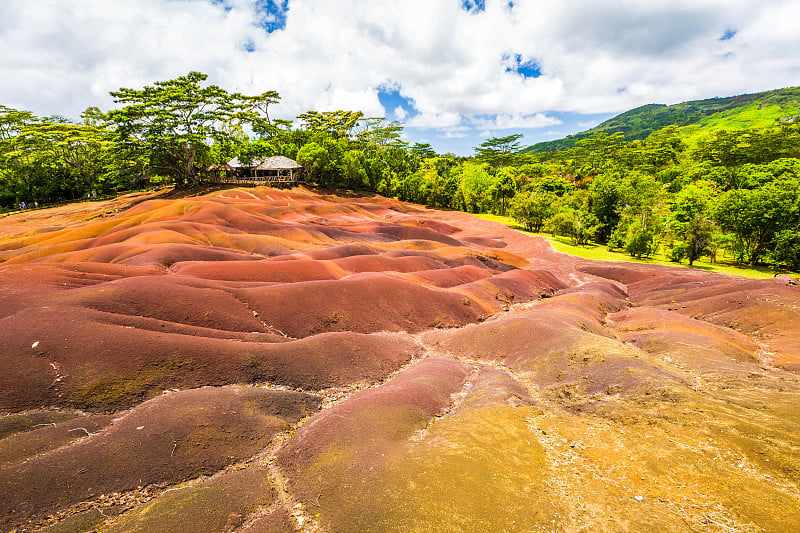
714 181 800 264
623 223 655 258
691 130 749 168
548 191 601 245
509 190 557 232
297 110 365 139
342 150 368 188
244 91 282 137
576 132 624 171
548 208 600 245
668 183 717 265
596 170 666 253
588 173 623 243
489 168 517 214
474 134 523 167
410 142 437 160
0 108 116 205
455 162 494 213
296 142 331 183
772 230 800 271
0 105 36 141
107 71 275 185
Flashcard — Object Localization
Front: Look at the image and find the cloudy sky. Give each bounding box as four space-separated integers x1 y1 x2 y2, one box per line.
1 0 799 155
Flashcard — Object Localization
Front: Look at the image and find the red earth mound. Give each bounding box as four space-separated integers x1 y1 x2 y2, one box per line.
1 186 563 413
1 303 417 410
3 186 800 531
624 269 800 370
609 307 763 375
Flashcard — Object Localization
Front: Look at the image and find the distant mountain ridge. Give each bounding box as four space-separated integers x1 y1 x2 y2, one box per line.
522 86 800 153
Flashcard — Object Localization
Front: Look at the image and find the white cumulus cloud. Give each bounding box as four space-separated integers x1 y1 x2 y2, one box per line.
1 0 799 153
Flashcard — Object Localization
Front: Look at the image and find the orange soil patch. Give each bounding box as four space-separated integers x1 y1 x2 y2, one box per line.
0 189 168 239
609 307 763 376
423 287 686 400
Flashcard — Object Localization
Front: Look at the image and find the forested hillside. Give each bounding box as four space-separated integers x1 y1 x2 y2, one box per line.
2 74 800 271
523 86 800 152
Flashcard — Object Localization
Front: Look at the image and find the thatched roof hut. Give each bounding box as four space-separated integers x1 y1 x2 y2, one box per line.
225 156 303 185
227 156 302 170
255 156 302 171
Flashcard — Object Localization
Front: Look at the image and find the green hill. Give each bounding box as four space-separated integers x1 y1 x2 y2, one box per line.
522 87 800 153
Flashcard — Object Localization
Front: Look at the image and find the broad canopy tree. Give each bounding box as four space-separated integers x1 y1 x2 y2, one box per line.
1 107 113 204
474 134 525 168
106 71 278 185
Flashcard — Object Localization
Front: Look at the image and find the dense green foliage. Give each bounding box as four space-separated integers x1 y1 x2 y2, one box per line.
3 74 800 272
515 124 800 270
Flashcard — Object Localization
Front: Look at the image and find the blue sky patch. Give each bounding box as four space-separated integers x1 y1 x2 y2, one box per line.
207 0 287 30
505 54 542 79
461 0 486 14
255 0 289 32
719 28 737 41
377 85 418 121
209 0 233 12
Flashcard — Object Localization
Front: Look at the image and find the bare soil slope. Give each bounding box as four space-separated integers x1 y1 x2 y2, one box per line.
1 186 799 532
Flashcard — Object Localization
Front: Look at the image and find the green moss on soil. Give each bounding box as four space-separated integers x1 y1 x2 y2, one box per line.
104 467 275 533
66 358 192 411
0 412 78 440
314 405 560 532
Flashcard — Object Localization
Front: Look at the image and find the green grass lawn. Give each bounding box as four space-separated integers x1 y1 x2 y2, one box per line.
474 213 792 280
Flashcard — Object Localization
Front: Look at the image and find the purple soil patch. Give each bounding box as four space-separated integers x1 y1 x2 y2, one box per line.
171 257 342 282
0 386 320 531
0 413 114 468
65 274 266 332
1 304 416 410
233 275 486 337
456 268 568 308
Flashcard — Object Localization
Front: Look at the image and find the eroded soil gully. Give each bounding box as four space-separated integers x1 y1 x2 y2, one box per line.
231 284 634 531
237 287 605 532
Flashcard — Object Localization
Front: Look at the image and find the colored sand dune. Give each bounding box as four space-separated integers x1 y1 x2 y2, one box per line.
1 186 799 532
